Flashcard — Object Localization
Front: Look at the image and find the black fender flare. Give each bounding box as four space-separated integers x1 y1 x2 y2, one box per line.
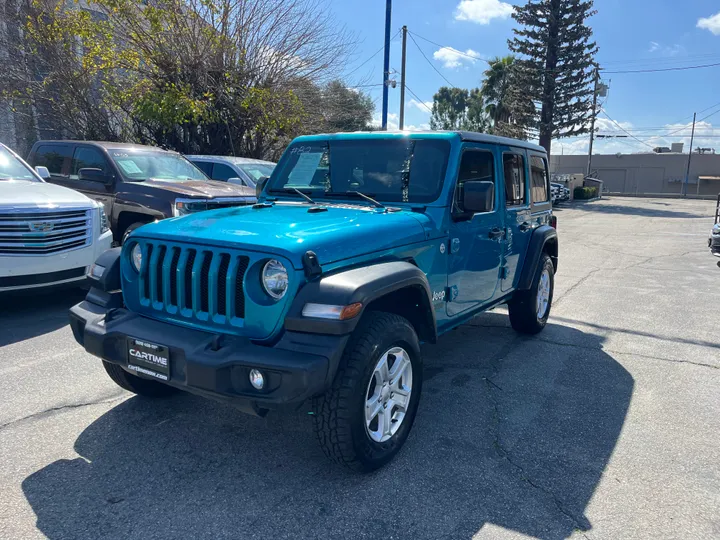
284 261 436 340
516 225 558 290
83 247 124 309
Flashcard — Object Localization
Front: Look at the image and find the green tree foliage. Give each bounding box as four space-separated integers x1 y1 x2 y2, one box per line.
430 87 489 133
479 55 531 139
508 0 598 154
2 0 372 158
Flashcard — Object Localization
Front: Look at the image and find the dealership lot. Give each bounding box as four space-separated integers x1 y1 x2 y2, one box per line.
1 197 718 540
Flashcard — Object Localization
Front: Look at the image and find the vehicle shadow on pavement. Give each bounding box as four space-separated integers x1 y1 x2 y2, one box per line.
21 312 633 540
0 288 86 347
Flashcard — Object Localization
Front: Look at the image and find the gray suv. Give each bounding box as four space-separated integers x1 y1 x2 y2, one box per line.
186 155 276 188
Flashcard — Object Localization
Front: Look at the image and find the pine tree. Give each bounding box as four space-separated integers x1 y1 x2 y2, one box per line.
508 0 598 155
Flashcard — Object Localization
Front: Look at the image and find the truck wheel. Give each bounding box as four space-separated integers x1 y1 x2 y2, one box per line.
312 312 422 472
102 360 176 397
121 222 147 245
508 253 554 335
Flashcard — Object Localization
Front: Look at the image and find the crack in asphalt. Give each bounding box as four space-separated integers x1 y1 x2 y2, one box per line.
550 268 602 307
0 395 126 431
482 338 593 536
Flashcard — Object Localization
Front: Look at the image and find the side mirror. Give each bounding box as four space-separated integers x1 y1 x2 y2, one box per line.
79 168 113 184
35 166 51 179
256 175 269 198
462 180 494 214
227 176 245 186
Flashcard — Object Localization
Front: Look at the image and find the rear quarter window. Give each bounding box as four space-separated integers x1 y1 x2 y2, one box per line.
530 155 550 204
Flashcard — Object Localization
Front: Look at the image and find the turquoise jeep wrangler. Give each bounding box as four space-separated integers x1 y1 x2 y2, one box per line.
69 131 558 471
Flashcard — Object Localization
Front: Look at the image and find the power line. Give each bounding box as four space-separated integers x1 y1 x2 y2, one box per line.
603 62 720 74
404 84 433 114
407 32 458 88
345 30 401 78
600 110 655 149
407 30 487 63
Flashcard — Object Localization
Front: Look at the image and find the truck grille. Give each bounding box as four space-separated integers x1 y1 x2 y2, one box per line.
139 241 250 321
0 209 92 255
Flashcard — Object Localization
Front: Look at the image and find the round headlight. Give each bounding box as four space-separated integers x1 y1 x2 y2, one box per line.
131 244 142 272
262 259 288 299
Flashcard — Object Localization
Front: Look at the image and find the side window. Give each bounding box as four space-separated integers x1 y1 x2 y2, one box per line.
193 161 213 176
530 155 549 203
71 147 110 179
503 153 526 206
33 145 70 175
454 150 495 213
211 163 238 182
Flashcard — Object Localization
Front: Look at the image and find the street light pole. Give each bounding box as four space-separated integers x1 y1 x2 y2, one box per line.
586 66 600 178
399 25 407 130
683 112 696 197
381 0 392 130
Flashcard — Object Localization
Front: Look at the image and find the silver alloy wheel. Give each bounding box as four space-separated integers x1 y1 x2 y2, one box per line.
364 346 413 443
536 267 551 319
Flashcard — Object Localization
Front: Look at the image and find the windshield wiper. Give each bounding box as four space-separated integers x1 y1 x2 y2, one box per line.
284 187 315 204
324 191 385 209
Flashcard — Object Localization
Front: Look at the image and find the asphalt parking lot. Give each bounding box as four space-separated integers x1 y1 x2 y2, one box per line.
1 197 719 540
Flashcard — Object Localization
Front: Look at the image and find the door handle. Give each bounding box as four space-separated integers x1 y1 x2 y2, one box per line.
519 221 532 232
488 227 505 239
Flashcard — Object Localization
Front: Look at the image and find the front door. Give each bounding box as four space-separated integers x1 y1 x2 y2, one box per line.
447 146 503 317
67 145 116 216
500 149 532 291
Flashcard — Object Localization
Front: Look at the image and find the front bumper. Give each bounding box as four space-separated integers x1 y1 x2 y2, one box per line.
68 297 348 413
709 234 720 257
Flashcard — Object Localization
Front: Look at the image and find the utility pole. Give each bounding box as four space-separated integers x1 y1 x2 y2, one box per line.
398 25 407 130
683 112 696 197
381 0 392 130
586 66 600 178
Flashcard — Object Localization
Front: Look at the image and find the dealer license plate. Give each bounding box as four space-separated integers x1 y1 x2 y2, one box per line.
126 338 170 381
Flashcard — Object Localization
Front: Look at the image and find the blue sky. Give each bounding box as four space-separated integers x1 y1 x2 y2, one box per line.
332 0 720 155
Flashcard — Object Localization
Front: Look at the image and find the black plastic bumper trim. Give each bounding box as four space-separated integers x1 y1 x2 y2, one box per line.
0 267 86 287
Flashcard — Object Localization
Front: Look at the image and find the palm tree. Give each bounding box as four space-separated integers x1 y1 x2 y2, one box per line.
480 55 517 134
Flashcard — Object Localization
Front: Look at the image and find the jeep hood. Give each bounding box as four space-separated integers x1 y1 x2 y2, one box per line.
135 203 427 268
140 178 254 198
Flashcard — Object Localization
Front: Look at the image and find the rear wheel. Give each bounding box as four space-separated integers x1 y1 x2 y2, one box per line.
508 253 554 334
102 361 176 397
312 312 422 472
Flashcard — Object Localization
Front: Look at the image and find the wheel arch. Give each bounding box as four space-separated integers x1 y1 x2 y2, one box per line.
285 261 437 344
516 225 558 290
117 211 155 242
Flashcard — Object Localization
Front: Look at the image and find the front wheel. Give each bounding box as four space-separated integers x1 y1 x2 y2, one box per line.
508 253 554 334
312 312 422 472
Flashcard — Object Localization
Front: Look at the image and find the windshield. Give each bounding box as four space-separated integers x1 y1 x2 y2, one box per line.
238 163 276 186
109 150 208 182
268 139 450 203
0 146 40 182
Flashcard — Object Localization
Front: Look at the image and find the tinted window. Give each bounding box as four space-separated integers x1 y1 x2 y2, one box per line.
455 150 494 213
33 145 70 175
211 163 237 182
268 139 450 203
503 153 526 206
238 163 275 184
192 161 213 176
71 147 110 179
530 155 549 203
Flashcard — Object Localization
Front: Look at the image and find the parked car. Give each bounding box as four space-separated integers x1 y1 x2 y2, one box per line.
186 155 276 189
551 182 570 203
0 143 112 293
27 141 256 244
709 194 720 265
69 131 558 471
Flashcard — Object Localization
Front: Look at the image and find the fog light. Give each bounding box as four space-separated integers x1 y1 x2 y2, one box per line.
88 263 105 279
249 369 265 390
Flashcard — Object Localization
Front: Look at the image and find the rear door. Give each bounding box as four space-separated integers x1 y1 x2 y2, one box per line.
500 149 532 292
447 145 503 316
67 145 116 216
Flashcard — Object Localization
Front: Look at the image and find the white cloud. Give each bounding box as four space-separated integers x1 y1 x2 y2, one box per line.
648 41 685 56
409 98 433 115
698 12 720 35
433 46 482 69
370 113 399 130
648 41 660 52
454 0 514 25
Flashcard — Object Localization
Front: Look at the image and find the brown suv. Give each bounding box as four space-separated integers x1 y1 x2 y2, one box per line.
27 141 256 243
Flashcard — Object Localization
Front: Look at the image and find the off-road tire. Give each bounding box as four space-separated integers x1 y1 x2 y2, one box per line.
121 221 149 245
508 253 554 335
312 311 422 472
102 360 177 397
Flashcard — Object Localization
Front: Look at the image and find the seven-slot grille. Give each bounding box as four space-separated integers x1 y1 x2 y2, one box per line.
139 242 250 321
0 208 92 255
